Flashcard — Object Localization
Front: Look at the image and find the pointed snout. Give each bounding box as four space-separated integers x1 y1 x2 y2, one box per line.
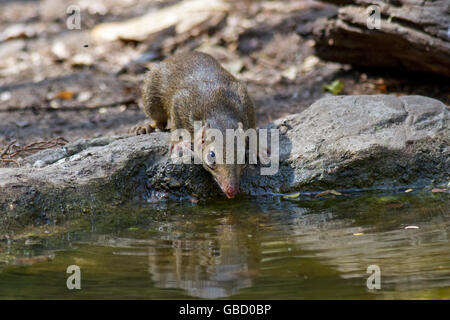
212 165 242 199
225 185 238 199
216 178 239 199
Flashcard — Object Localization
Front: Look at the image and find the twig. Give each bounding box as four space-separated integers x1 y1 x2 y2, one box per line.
0 140 16 158
0 158 20 166
0 137 68 167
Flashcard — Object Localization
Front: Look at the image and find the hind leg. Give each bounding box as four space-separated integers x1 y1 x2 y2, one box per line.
131 65 169 135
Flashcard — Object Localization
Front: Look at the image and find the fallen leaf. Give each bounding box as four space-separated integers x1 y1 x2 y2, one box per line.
55 91 75 100
376 83 387 93
0 24 36 41
91 0 229 42
50 100 60 109
77 91 92 102
281 66 298 80
51 42 70 60
404 188 413 193
353 232 364 236
432 188 446 193
283 192 300 199
323 80 344 95
223 60 244 75
315 190 330 197
301 55 319 73
261 0 322 13
315 190 341 197
70 53 93 66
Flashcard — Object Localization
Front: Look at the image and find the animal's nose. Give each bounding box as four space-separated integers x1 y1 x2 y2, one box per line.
225 186 238 199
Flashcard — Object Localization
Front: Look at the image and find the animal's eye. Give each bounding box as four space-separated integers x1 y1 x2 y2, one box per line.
206 150 216 167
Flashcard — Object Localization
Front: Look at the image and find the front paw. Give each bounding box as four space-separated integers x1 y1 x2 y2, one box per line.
129 123 155 135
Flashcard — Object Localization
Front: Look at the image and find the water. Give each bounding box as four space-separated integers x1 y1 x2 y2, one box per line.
0 191 449 299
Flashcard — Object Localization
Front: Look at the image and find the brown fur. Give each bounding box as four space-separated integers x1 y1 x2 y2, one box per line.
141 51 256 198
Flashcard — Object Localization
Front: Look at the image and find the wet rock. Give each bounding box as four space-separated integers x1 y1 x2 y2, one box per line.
0 95 448 232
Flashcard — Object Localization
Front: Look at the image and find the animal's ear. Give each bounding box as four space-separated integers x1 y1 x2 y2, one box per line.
202 122 210 144
194 122 209 150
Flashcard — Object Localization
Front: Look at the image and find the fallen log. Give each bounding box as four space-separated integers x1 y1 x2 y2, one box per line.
312 0 450 77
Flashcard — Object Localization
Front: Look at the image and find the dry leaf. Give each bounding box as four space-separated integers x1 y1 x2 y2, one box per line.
432 188 446 193
51 42 70 60
91 0 229 42
281 66 298 80
223 60 244 75
77 91 92 102
301 55 319 73
70 53 93 66
55 91 75 100
0 24 36 41
315 190 330 197
376 84 387 93
315 190 341 197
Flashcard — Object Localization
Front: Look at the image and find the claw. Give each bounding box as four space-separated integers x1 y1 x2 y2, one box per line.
130 123 156 135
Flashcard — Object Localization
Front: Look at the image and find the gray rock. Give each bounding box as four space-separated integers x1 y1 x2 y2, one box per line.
0 95 448 234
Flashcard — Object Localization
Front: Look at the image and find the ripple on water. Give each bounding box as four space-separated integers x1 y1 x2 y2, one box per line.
0 191 449 299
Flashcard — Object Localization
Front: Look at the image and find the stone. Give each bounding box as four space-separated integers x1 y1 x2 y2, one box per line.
0 95 448 234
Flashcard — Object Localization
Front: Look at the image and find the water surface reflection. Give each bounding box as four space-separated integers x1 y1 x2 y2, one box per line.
0 192 449 299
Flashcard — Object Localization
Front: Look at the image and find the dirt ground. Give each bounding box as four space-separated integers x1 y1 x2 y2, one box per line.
1 0 449 166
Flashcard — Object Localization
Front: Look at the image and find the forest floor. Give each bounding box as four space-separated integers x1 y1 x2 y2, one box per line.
1 0 449 166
